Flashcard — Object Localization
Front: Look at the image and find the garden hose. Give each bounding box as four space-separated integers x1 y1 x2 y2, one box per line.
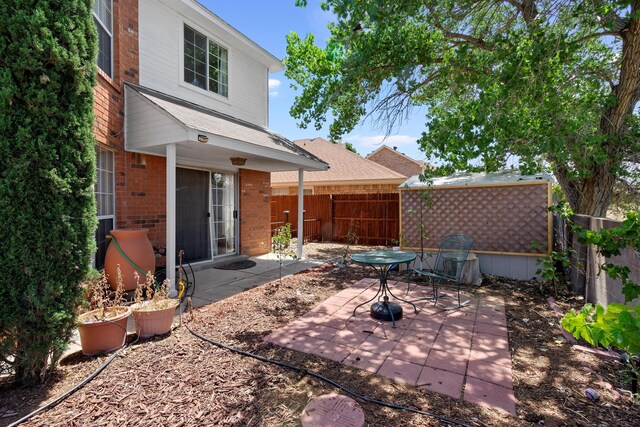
7 295 472 426
7 326 138 427
180 303 473 427
108 233 148 277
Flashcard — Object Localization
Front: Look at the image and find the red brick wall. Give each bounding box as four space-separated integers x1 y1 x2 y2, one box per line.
368 149 423 178
239 169 271 256
93 0 167 250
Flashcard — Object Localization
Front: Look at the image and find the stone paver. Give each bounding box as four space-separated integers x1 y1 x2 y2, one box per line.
466 359 513 388
378 357 423 386
417 366 465 398
301 394 365 427
464 376 516 415
265 279 516 417
343 348 386 373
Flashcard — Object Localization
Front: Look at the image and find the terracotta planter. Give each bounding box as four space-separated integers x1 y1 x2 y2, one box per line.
104 229 155 291
78 306 131 356
131 299 179 338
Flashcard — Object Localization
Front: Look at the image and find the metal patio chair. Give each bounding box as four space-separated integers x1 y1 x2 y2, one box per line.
407 234 473 309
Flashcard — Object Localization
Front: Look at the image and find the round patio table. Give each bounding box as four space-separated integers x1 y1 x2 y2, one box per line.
350 250 418 328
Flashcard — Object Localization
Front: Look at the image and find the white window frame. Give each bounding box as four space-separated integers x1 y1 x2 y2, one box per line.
93 0 113 78
181 22 230 100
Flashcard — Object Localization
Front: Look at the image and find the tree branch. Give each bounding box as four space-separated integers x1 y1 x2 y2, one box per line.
574 31 622 44
442 30 495 51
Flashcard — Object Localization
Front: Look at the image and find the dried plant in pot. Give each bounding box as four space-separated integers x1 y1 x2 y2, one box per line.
77 267 131 356
130 272 179 339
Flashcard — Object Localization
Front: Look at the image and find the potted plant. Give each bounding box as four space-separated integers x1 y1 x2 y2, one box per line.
130 272 179 338
77 267 131 356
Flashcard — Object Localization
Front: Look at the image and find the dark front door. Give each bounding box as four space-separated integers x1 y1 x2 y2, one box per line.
176 168 210 263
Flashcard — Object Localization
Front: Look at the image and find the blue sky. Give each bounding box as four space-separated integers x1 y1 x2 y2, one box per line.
203 0 428 161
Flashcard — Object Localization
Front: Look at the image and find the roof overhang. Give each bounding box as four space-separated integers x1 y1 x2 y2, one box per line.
124 84 328 173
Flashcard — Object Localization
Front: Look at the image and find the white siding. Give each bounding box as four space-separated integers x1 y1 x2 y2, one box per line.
477 254 541 280
138 0 269 127
125 88 189 150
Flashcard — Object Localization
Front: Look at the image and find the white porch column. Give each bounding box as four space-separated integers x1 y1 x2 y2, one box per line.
297 168 304 259
166 143 177 297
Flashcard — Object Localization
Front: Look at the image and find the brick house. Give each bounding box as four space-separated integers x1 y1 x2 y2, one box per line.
271 138 406 195
366 145 428 178
92 0 326 289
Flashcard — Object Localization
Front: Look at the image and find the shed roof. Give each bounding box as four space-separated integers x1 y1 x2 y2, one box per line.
271 138 407 184
400 170 553 189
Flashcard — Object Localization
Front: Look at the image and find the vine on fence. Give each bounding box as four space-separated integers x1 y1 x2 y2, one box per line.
561 212 640 394
534 202 575 296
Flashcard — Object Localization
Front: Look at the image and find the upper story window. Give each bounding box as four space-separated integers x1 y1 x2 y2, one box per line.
94 0 113 77
184 25 228 97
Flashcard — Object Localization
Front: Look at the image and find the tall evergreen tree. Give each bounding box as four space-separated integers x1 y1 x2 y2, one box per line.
0 0 97 384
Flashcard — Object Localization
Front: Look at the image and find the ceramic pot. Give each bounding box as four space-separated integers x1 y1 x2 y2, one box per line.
78 306 131 356
104 229 155 291
131 299 179 338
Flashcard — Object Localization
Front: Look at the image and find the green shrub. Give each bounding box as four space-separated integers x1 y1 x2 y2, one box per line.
272 223 297 286
0 0 97 384
562 213 640 356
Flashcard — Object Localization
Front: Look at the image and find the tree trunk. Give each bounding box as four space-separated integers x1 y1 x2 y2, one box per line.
555 2 640 217
554 163 616 217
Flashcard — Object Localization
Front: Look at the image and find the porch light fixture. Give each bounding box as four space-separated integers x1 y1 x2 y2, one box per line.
230 157 247 166
197 134 208 143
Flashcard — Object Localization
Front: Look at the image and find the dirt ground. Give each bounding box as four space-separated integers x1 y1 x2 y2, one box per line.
0 243 638 426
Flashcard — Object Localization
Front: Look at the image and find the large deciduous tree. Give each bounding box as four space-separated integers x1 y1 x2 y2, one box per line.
0 0 97 384
286 0 640 216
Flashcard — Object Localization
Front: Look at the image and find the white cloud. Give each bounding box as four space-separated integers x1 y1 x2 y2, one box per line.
269 78 281 97
347 134 418 149
268 79 281 90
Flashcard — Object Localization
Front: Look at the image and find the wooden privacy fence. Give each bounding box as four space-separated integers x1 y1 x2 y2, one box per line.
270 193 399 245
560 214 640 306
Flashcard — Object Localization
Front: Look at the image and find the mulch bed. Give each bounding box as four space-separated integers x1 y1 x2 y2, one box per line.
1 255 638 426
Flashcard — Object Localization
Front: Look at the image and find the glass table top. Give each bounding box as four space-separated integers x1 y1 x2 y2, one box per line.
350 250 416 265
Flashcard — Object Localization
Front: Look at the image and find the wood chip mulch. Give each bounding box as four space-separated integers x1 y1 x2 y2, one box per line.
1 253 639 426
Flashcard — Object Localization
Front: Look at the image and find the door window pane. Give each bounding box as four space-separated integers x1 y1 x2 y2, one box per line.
210 173 236 256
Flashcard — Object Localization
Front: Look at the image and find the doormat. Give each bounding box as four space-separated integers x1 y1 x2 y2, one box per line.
214 260 257 270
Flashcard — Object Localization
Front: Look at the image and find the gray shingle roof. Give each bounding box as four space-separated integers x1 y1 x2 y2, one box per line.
126 83 327 166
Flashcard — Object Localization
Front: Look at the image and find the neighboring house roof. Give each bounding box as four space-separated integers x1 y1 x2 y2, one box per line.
125 84 328 171
366 145 429 170
271 138 406 185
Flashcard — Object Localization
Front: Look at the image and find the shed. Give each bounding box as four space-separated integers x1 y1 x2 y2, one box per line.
400 170 552 280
